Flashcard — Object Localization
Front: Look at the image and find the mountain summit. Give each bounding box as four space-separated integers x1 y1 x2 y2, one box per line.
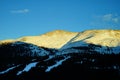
0 30 120 48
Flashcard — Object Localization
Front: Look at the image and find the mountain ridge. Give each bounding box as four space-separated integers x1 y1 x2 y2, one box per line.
0 29 120 48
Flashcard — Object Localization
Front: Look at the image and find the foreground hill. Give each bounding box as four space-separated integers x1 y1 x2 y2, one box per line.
0 41 120 80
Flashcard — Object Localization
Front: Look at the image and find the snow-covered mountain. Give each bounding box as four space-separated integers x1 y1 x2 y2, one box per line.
1 29 120 55
1 30 120 48
0 29 120 80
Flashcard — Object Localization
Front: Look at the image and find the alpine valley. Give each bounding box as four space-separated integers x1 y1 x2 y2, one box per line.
0 30 120 80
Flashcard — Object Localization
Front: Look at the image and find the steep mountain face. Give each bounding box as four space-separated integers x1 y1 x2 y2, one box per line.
1 30 120 48
0 29 120 80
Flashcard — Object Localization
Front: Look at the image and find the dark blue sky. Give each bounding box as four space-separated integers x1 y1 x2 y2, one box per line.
0 0 120 40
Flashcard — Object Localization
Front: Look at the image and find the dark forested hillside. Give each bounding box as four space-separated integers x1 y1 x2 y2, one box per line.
0 41 120 80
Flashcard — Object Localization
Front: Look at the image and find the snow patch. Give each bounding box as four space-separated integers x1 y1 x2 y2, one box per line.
45 56 70 72
29 45 49 56
17 62 38 75
44 55 54 61
0 65 20 75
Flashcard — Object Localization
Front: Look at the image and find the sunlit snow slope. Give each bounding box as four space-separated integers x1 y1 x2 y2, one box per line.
0 30 120 48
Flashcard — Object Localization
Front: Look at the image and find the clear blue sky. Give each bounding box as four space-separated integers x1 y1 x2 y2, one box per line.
0 0 120 40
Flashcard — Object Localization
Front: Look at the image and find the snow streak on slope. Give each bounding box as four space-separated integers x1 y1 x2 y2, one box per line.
45 56 70 72
17 62 38 75
0 65 20 75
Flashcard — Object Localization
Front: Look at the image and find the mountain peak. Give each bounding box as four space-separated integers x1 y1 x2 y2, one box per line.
44 30 77 36
0 29 120 48
51 30 68 33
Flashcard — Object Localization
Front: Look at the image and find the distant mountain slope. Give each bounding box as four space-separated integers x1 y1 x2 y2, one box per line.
0 30 120 48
